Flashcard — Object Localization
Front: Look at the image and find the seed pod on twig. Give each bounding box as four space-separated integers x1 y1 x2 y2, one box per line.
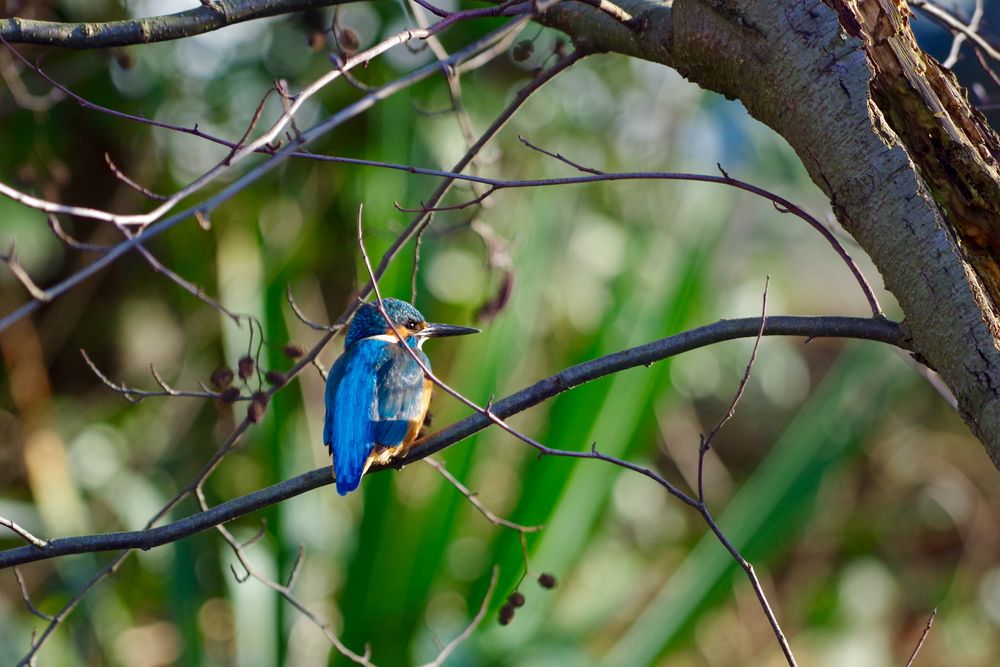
248 392 269 423
498 603 515 626
265 370 287 387
238 355 255 380
220 387 241 403
211 367 234 388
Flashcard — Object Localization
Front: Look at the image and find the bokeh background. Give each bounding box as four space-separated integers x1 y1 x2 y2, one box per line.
2 0 1000 665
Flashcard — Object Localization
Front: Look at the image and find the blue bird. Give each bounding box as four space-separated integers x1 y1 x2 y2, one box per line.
323 298 478 495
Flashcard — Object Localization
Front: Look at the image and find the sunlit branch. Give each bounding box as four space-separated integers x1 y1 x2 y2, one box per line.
910 0 1000 63
0 14 534 334
940 0 983 68
0 517 47 548
0 8 530 229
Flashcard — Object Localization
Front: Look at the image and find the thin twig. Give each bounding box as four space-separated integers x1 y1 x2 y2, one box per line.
124 231 243 324
362 213 798 663
0 517 47 548
904 608 938 667
46 215 109 252
698 277 769 501
519 135 605 174
417 566 499 667
286 284 338 332
0 315 905 570
103 153 168 201
195 484 373 666
911 0 1000 63
0 242 49 302
424 457 542 532
0 14 537 335
942 0 983 68
81 349 235 403
14 568 53 621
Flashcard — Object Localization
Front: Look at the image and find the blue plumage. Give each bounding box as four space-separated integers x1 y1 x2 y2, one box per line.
323 299 478 495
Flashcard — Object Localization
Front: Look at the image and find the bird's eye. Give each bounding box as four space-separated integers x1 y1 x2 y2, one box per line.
406 319 420 329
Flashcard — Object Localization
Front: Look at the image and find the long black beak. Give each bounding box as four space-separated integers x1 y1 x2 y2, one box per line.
418 323 480 338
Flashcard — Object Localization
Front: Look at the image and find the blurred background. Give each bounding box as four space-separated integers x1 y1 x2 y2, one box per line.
1 0 1000 665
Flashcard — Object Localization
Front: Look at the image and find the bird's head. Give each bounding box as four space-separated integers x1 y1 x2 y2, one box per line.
344 298 479 348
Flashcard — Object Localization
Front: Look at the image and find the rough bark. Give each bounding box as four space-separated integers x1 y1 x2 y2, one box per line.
543 0 1000 464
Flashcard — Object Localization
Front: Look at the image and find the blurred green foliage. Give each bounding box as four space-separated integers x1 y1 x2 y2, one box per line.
1 1 1000 666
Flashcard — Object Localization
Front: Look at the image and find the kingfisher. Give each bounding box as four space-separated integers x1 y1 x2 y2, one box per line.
323 298 478 495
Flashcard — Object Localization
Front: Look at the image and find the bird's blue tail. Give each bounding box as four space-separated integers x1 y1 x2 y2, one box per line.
334 459 364 496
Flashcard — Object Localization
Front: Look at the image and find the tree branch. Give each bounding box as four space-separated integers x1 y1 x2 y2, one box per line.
0 0 354 49
0 314 904 570
543 0 1000 471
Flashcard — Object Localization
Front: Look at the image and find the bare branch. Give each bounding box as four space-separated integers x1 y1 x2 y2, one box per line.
698 277 769 501
0 242 49 302
46 215 108 252
0 13 536 334
941 0 983 68
81 349 234 403
1 517 46 548
0 315 904 570
0 1 355 49
424 457 542 533
14 568 53 621
124 234 243 324
518 134 605 174
286 284 339 332
910 0 1000 63
103 153 168 201
418 566 499 667
360 214 800 663
197 484 373 666
905 607 938 667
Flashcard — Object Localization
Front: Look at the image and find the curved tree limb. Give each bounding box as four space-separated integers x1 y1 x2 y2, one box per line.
539 0 1000 466
0 0 354 49
0 314 904 570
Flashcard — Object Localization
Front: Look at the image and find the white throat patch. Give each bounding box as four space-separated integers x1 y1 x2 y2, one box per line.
364 333 426 348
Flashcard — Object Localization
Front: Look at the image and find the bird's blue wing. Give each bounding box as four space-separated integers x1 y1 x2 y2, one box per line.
373 345 430 446
324 340 389 495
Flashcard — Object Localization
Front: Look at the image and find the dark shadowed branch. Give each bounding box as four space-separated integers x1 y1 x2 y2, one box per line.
0 313 905 570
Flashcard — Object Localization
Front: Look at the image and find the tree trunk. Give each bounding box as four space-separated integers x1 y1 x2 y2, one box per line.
543 0 1000 464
